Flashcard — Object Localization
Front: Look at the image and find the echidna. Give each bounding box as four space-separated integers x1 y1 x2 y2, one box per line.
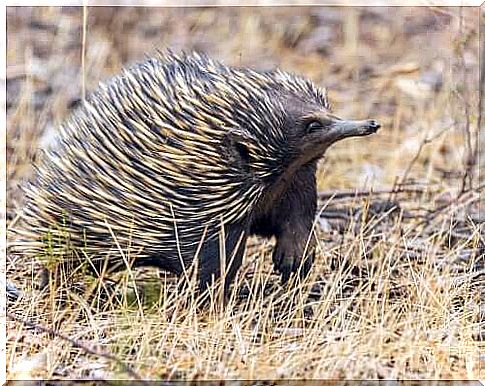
12 51 380 294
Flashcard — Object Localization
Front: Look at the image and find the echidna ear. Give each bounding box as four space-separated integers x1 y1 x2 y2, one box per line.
234 142 251 164
223 128 256 167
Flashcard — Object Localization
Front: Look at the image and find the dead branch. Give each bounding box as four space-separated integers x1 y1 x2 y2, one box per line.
318 186 429 201
6 311 145 381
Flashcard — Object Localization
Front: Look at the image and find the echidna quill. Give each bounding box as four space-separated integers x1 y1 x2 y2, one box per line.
12 51 380 294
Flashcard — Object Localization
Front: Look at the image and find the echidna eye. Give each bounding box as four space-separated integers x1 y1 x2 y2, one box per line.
306 120 323 133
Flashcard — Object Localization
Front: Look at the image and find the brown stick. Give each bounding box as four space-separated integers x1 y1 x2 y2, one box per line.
455 7 478 195
7 311 145 381
318 186 429 201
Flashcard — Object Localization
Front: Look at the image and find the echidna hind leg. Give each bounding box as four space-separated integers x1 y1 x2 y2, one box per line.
197 223 248 297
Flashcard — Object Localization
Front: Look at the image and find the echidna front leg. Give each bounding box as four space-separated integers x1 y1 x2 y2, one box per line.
271 164 317 283
197 223 248 296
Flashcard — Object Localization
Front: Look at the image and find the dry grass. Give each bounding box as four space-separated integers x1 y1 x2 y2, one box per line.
6 6 483 380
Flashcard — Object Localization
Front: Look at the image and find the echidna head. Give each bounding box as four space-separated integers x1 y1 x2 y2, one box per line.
280 97 381 169
223 68 381 182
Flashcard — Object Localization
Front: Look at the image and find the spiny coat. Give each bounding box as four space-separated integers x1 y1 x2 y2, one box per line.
12 51 379 293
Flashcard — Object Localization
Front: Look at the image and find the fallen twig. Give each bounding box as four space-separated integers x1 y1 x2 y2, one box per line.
318 186 429 201
7 311 145 381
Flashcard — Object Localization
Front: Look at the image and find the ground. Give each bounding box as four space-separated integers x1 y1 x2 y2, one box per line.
5 6 484 380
